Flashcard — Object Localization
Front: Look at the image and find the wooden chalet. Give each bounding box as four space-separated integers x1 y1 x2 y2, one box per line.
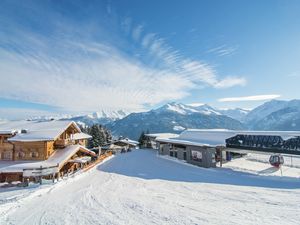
0 120 96 183
101 138 139 153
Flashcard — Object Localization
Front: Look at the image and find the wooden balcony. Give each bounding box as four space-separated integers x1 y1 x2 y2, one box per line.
54 139 75 148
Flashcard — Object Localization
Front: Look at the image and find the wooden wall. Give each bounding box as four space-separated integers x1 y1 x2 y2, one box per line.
0 123 87 161
0 135 14 160
14 141 48 160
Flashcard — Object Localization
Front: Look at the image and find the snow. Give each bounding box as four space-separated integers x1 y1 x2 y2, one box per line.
145 133 179 139
159 103 222 116
157 129 237 147
1 120 81 142
1 149 300 225
72 132 92 140
115 138 139 146
157 129 300 148
89 109 129 120
173 125 185 131
0 145 96 173
165 103 189 114
69 156 92 163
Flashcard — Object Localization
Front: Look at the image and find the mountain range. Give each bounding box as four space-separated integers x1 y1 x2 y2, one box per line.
60 110 129 127
26 99 300 140
107 103 246 140
105 99 300 139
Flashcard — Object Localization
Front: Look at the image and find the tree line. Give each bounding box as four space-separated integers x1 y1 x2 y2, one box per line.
80 124 112 148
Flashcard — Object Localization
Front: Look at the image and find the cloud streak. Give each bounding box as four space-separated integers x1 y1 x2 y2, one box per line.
0 2 247 116
207 45 238 56
218 95 281 102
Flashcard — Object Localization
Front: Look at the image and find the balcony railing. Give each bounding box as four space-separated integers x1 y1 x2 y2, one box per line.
54 139 75 148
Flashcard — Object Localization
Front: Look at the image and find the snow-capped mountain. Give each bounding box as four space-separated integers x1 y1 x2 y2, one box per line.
157 103 221 115
245 99 300 130
244 99 288 125
107 102 245 139
218 108 250 122
87 110 128 120
60 110 129 127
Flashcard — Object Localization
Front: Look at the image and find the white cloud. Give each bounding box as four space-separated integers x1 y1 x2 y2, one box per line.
207 45 238 56
132 25 143 41
214 76 247 88
0 38 197 112
218 94 281 102
138 30 246 89
141 33 156 48
121 17 132 34
0 10 247 116
0 108 56 120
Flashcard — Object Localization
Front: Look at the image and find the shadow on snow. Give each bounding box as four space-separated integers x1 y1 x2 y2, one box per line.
97 149 300 190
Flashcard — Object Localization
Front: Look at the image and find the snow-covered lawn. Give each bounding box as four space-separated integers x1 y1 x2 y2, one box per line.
1 149 300 225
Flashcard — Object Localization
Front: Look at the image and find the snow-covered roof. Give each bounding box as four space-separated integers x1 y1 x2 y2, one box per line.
156 129 300 147
145 133 179 139
68 156 92 163
72 132 92 140
0 120 81 142
114 138 139 146
0 130 16 135
0 145 96 173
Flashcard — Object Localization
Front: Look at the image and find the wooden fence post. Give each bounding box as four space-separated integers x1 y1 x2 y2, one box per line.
39 165 42 185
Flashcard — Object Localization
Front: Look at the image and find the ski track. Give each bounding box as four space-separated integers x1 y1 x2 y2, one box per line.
0 149 300 225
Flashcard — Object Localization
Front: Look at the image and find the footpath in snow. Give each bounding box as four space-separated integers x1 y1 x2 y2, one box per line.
1 149 300 225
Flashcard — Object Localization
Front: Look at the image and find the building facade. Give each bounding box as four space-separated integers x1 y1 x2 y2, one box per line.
0 120 96 183
158 142 216 168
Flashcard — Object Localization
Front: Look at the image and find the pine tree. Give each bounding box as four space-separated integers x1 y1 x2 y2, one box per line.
138 131 146 147
85 124 113 148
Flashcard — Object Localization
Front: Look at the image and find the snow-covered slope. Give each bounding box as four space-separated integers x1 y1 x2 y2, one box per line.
245 100 288 125
1 149 299 225
245 99 300 130
156 103 220 115
218 108 250 122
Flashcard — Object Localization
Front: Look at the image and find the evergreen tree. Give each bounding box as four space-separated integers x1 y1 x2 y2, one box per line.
84 124 113 148
138 131 146 147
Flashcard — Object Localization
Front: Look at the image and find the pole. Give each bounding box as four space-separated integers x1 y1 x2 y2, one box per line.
39 165 42 185
220 149 223 167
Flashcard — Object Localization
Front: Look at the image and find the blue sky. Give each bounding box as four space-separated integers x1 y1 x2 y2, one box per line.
0 0 300 119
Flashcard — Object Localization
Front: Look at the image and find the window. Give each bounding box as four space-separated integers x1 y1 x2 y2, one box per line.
183 152 187 160
31 152 39 158
170 151 173 157
18 151 25 158
3 151 12 160
191 150 202 162
212 153 216 163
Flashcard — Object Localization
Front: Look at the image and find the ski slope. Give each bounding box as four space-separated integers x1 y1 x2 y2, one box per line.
1 149 300 225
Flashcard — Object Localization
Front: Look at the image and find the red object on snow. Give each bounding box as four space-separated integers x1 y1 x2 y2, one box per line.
269 154 284 168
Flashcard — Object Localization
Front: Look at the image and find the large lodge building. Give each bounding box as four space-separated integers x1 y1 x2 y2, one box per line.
150 129 300 168
0 120 97 183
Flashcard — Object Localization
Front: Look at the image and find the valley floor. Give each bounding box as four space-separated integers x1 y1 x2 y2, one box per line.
1 149 300 225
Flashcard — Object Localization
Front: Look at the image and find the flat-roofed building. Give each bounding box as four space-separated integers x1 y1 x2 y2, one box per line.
155 129 300 168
